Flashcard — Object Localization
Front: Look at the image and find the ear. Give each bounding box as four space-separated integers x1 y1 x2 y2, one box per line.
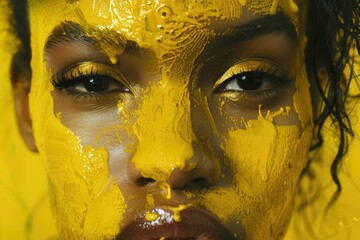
11 52 38 152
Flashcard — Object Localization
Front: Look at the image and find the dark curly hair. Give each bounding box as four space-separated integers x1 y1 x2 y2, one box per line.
7 0 360 211
304 0 359 206
8 0 31 85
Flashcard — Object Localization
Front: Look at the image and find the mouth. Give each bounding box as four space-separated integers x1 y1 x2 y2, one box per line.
116 206 236 240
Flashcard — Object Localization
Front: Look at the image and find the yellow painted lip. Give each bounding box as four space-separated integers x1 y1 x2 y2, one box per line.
117 206 236 239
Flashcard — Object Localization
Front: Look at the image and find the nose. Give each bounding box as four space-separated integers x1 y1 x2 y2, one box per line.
167 159 218 189
126 151 220 189
125 81 220 191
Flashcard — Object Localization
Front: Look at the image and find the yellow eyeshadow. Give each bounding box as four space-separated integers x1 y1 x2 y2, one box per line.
52 61 132 91
213 59 287 91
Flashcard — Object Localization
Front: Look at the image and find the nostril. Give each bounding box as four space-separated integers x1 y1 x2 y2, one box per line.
135 177 156 187
190 177 210 188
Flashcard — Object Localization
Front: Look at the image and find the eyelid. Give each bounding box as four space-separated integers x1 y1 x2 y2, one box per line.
52 61 133 92
212 58 289 91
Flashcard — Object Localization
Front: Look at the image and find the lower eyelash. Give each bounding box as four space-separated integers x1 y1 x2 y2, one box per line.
219 87 278 102
54 87 121 107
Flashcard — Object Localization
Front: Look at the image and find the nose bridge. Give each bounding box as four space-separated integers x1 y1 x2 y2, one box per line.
130 81 196 184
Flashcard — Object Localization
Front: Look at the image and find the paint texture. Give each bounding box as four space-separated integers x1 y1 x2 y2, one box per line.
28 2 127 238
28 0 312 239
0 0 357 240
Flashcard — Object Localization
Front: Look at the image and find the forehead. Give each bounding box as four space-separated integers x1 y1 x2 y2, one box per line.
30 0 302 40
29 0 304 81
31 0 302 71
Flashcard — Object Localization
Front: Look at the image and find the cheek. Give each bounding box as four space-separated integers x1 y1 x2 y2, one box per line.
196 117 312 239
29 72 127 238
225 120 298 185
224 121 311 198
194 72 313 237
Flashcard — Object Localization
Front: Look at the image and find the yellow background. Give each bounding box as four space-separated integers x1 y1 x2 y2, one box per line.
0 4 359 239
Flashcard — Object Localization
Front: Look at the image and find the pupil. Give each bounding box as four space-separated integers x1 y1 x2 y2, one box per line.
236 73 263 90
84 77 109 92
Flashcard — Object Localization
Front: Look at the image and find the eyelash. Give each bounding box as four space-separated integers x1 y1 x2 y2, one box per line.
51 60 290 106
51 62 131 101
53 65 96 89
213 60 291 101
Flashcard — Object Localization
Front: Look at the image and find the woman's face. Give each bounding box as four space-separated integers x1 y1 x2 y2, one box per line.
28 0 313 239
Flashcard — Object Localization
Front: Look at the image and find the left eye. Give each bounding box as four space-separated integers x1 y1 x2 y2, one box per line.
217 71 282 92
67 75 129 94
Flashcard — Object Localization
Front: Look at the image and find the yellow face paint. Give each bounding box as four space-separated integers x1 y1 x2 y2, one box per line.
197 105 312 239
29 2 127 239
28 0 312 239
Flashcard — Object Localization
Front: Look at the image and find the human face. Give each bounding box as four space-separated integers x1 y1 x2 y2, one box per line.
28 0 312 239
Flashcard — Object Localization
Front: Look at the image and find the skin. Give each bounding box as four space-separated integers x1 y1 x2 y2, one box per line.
18 0 313 239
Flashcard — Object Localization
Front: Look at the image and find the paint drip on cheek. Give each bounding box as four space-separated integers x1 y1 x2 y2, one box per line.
195 54 314 238
28 4 127 239
195 107 312 239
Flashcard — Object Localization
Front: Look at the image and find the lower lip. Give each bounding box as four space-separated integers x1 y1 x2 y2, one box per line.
116 207 237 240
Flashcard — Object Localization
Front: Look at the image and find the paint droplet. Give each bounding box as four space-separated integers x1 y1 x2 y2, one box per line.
158 5 173 19
270 0 280 14
161 183 172 200
287 161 292 169
145 212 159 222
110 56 118 65
237 0 247 6
289 0 299 13
174 211 181 222
261 174 269 182
156 36 163 43
167 204 190 222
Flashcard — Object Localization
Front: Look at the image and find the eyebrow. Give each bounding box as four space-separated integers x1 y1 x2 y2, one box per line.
45 21 94 50
45 13 297 54
44 21 139 54
217 13 298 44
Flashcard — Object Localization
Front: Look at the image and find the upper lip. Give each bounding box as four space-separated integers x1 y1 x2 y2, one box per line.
116 206 235 240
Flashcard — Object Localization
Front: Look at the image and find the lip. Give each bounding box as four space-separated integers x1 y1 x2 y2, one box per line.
116 206 236 240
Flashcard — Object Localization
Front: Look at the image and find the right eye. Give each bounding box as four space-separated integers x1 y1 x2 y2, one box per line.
217 71 283 92
57 75 130 94
52 62 132 96
212 59 291 104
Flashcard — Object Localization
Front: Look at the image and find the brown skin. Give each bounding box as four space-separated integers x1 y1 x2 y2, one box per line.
11 62 37 152
14 8 307 239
